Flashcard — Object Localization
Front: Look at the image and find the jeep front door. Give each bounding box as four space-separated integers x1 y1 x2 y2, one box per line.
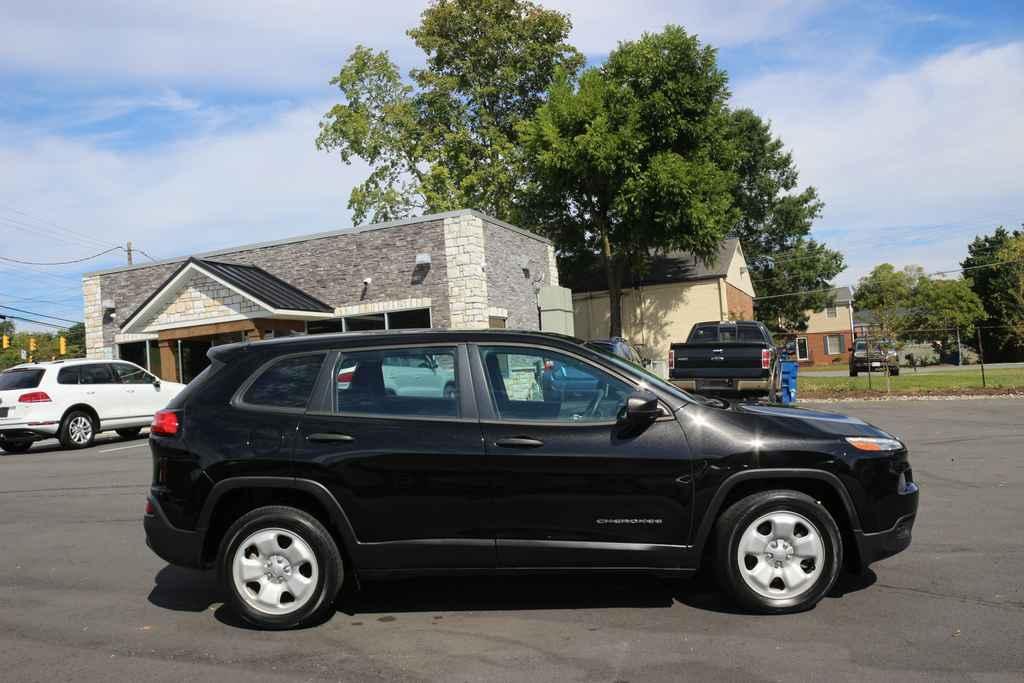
472 344 693 569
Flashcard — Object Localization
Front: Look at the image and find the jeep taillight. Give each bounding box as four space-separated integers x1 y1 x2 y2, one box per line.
151 410 180 436
18 391 51 403
761 349 771 369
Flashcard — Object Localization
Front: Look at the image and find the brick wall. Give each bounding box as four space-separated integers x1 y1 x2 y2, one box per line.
725 282 754 320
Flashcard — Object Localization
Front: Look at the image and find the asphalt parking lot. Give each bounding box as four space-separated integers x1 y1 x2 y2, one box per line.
1 399 1022 682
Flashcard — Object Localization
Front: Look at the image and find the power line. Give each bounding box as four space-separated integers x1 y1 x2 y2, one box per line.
0 245 124 266
0 313 69 330
0 204 120 249
0 305 81 325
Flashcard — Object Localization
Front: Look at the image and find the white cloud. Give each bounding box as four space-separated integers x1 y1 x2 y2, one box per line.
731 42 1024 282
0 1 826 89
550 0 825 53
0 101 366 269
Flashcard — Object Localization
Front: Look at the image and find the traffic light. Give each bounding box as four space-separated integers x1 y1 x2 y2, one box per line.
29 337 37 352
1 335 8 350
59 336 67 355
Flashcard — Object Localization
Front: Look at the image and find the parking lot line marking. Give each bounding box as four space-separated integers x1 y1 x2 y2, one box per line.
98 443 150 453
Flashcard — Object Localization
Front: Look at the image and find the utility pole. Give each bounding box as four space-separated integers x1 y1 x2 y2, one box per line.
126 241 133 265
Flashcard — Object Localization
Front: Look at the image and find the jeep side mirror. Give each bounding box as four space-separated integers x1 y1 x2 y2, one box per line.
618 390 660 427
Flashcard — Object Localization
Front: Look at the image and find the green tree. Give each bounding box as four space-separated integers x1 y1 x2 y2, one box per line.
725 109 843 331
316 0 583 224
962 226 1024 353
854 264 922 338
906 277 986 356
519 26 737 335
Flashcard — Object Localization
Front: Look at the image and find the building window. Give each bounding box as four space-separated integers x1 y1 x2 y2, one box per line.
825 334 844 355
306 308 433 334
795 337 809 361
489 316 507 329
826 305 838 319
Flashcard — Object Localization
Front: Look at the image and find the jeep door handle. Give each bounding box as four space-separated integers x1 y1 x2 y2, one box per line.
494 437 544 449
306 432 355 443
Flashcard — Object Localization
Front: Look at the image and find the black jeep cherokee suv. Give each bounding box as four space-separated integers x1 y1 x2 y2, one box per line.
144 330 918 629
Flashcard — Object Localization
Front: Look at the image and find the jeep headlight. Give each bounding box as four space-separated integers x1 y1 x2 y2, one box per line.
845 436 904 452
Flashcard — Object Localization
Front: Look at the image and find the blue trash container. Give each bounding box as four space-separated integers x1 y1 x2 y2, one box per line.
779 360 799 404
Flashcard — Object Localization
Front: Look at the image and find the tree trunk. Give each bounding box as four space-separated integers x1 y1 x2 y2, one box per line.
602 231 623 337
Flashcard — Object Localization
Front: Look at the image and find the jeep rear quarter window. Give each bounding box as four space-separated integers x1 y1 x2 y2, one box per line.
242 354 326 409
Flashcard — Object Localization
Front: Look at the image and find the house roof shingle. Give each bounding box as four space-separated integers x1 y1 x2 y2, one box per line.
564 239 740 293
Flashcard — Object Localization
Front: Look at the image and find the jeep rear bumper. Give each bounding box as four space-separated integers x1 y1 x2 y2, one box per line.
144 495 204 569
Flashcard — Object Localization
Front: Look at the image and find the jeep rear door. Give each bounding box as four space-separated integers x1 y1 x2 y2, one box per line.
292 344 492 571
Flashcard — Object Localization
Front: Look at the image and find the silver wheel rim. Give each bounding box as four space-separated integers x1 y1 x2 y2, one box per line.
737 510 825 600
68 416 92 445
231 527 319 616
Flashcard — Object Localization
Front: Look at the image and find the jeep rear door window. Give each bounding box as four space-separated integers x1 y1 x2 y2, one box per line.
243 354 326 410
0 368 45 390
334 347 458 417
478 346 631 422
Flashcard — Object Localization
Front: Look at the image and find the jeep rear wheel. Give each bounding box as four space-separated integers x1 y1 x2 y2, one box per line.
714 490 842 613
218 505 343 630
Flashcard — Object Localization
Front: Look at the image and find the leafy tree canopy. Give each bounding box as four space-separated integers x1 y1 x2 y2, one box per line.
854 264 923 337
906 277 986 347
519 26 739 335
316 0 583 224
962 226 1024 352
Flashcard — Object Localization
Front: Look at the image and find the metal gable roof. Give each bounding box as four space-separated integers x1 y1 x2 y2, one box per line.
196 259 333 313
119 257 332 330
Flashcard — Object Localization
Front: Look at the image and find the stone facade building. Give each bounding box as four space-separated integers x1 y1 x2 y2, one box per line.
82 210 562 382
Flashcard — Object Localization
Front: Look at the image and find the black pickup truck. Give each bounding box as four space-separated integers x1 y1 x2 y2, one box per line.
669 321 781 400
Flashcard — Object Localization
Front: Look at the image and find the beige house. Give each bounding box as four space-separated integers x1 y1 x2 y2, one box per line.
567 240 756 366
781 286 856 366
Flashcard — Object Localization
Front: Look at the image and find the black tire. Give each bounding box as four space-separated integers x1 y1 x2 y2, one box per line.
889 367 900 377
849 368 858 377
58 410 96 450
116 427 143 439
218 505 343 630
713 490 842 614
0 439 33 454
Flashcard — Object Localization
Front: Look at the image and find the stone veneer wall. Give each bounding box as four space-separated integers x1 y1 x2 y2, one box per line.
442 213 490 328
140 272 262 330
480 217 557 330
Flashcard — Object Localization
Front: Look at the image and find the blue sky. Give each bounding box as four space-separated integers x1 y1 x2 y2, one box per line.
1 0 1022 330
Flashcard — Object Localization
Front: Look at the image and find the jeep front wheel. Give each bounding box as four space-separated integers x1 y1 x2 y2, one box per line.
714 490 842 613
218 505 343 630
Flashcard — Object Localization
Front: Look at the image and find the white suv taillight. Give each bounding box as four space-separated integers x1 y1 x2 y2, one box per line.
18 391 51 403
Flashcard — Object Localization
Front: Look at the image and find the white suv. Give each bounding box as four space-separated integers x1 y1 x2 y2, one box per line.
0 359 185 453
